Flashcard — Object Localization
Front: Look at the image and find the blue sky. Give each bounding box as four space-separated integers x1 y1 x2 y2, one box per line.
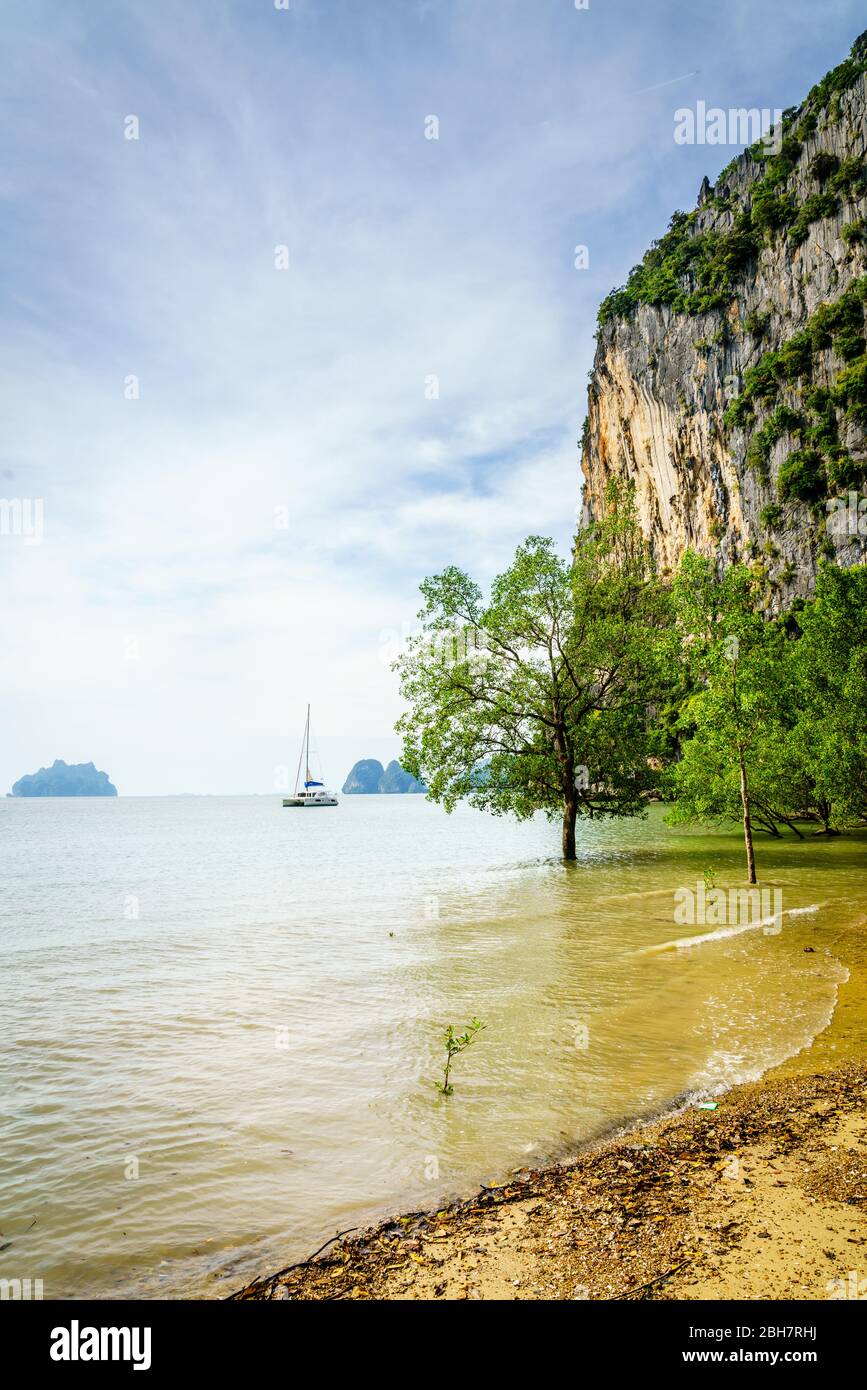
1 0 863 794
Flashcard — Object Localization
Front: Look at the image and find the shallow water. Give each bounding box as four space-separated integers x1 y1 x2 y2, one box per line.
1 795 864 1299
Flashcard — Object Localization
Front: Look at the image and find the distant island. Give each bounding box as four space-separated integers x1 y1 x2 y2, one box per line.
342 759 426 794
10 760 118 797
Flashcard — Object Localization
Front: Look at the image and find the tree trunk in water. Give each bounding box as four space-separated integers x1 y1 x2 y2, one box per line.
818 801 839 835
562 792 577 861
738 755 757 885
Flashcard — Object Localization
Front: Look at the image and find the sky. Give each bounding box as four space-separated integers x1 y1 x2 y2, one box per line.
1 0 864 795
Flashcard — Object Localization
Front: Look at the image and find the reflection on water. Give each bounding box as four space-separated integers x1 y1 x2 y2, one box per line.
1 795 864 1298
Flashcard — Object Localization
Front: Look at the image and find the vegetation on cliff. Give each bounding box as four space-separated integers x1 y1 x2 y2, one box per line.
397 35 867 872
582 30 867 596
597 32 867 327
723 275 867 502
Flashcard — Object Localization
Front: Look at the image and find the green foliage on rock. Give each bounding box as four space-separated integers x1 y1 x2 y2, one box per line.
777 447 826 503
597 34 867 328
723 278 867 503
841 219 866 246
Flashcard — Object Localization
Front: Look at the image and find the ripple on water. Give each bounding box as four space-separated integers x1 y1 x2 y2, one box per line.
1 796 864 1297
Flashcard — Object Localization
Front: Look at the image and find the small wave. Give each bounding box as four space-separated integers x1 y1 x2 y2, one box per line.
688 955 849 1094
640 903 821 954
592 887 680 904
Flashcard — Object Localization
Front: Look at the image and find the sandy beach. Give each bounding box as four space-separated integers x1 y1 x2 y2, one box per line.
231 1061 867 1301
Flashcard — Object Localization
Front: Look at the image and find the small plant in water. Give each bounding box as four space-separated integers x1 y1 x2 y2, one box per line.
436 1017 486 1096
702 865 717 892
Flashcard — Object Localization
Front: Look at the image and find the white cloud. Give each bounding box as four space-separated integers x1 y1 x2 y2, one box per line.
2 0 860 792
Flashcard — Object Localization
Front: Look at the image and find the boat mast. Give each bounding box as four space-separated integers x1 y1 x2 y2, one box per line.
305 703 311 785
292 706 307 797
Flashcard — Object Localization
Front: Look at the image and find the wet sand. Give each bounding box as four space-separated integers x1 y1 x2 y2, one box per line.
231 1061 866 1301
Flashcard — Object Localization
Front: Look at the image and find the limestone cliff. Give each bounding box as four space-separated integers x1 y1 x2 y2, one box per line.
581 33 867 598
342 759 426 794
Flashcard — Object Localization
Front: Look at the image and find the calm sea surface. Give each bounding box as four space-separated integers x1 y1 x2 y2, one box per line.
1 795 865 1298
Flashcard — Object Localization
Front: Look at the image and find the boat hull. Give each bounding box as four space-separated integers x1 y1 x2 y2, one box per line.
282 797 338 807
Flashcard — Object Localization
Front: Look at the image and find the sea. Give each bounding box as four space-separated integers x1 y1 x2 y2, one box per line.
1 793 864 1298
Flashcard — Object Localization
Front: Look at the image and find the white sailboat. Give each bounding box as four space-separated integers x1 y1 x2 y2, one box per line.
282 705 338 807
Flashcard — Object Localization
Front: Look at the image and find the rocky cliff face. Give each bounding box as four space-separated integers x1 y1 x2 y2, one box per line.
581 35 867 599
342 759 386 794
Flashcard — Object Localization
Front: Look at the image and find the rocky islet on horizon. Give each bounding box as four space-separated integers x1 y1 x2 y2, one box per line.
9 759 118 797
342 758 426 794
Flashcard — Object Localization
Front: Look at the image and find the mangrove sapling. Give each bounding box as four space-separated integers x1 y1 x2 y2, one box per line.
436 1017 486 1096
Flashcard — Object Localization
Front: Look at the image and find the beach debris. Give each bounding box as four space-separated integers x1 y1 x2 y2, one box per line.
229 1063 867 1303
695 1102 718 1111
612 1258 689 1300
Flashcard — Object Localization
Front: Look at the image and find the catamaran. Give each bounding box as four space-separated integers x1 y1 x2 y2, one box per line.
283 704 338 807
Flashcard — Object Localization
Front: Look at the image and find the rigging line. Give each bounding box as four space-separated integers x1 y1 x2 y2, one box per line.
293 708 306 796
310 728 325 780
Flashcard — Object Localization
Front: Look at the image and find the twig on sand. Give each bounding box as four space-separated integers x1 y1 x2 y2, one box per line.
258 1227 360 1293
475 1182 530 1206
298 1228 360 1266
612 1259 689 1301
